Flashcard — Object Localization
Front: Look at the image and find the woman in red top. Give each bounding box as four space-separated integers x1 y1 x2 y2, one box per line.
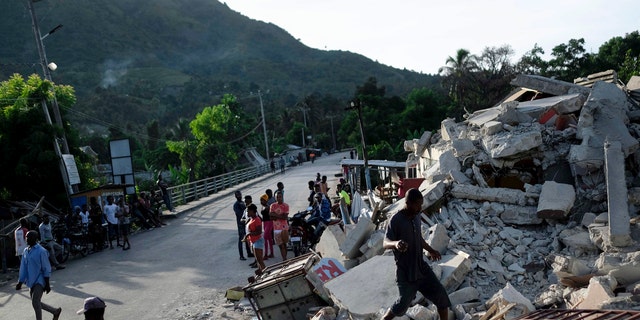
243 204 266 272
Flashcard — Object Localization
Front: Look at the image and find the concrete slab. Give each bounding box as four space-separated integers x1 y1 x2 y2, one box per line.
324 255 398 318
339 216 376 259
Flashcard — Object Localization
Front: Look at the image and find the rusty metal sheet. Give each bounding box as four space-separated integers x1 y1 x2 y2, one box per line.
514 309 640 320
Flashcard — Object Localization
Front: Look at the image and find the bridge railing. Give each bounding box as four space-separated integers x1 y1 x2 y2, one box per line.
166 164 271 206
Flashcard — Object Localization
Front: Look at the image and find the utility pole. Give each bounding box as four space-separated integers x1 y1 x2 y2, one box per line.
27 0 74 199
257 90 270 160
346 99 371 191
326 115 338 152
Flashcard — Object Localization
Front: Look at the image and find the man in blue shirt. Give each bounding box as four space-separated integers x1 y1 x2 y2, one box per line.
307 193 332 243
16 231 62 320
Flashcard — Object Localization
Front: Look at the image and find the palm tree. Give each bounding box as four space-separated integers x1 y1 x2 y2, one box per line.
438 49 478 107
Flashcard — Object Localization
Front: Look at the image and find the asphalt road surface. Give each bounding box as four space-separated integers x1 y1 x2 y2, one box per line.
0 151 349 319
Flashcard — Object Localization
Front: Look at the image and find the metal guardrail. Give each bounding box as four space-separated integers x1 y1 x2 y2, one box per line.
166 164 271 207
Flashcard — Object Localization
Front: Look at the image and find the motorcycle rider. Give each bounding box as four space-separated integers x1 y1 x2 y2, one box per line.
307 193 332 243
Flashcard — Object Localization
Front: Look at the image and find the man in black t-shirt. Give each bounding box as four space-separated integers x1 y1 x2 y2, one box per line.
382 188 451 320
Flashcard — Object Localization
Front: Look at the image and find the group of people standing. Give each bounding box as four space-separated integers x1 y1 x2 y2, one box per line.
234 182 289 273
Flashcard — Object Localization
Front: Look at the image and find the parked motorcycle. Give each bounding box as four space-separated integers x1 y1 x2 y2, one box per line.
288 207 343 257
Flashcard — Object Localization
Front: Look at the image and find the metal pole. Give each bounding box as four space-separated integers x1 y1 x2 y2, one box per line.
258 90 270 160
327 115 337 151
347 100 371 191
27 0 74 200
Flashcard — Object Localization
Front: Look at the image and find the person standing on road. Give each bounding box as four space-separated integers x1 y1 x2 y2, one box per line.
382 188 451 320
279 156 285 173
103 196 120 249
15 218 30 260
269 190 290 261
157 174 175 212
276 182 285 202
234 191 252 260
243 204 266 272
259 194 274 259
38 214 65 270
16 230 63 320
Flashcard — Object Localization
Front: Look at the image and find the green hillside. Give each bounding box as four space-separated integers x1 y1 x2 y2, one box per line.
0 0 438 130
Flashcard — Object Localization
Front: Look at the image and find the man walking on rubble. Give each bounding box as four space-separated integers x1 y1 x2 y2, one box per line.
382 188 451 320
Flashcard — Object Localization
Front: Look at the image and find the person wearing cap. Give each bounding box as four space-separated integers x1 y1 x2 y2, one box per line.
16 230 63 320
77 296 106 320
259 194 274 259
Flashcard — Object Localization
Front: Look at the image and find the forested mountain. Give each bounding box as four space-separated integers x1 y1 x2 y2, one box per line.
0 0 438 131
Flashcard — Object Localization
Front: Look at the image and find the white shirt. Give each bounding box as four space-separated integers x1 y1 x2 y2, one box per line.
14 227 27 256
103 203 120 225
79 210 90 225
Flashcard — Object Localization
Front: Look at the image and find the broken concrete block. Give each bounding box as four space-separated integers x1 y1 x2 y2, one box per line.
449 286 480 306
595 251 640 285
570 81 639 174
522 92 586 115
582 212 597 227
486 282 535 318
575 275 617 309
417 180 447 209
441 118 463 141
439 252 472 293
452 139 476 158
481 129 542 158
550 254 592 279
324 255 397 318
536 181 575 219
339 216 376 259
561 230 599 255
500 205 542 225
405 304 437 320
316 224 346 262
604 140 633 247
450 184 534 206
426 224 450 254
510 74 591 96
425 150 461 182
481 120 503 136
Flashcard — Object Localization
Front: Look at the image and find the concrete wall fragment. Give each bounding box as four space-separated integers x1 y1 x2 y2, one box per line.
536 181 576 219
604 140 633 247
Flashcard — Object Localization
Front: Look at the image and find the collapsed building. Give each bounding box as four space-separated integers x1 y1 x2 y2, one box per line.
241 71 640 320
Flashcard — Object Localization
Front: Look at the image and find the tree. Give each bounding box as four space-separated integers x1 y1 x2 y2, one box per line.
0 74 90 206
547 38 590 81
515 44 548 75
439 49 478 104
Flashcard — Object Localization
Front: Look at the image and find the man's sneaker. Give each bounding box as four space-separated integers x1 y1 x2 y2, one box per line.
239 256 246 261
53 307 62 320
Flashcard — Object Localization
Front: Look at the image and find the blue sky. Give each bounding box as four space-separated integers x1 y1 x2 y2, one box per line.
223 0 640 74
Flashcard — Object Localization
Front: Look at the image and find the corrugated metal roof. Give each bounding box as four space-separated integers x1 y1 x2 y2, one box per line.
514 309 640 320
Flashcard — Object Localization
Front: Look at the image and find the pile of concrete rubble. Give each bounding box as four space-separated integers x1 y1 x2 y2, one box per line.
310 71 640 320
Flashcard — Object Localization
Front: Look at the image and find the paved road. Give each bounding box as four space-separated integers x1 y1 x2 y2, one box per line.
0 152 347 319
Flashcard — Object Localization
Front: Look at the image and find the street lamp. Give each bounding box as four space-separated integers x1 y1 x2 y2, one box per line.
27 0 75 200
346 99 371 191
